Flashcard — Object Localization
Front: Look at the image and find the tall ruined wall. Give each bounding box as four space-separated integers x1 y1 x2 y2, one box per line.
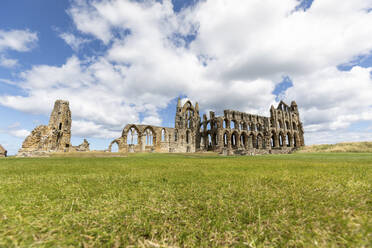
199 110 271 154
17 100 74 157
174 99 201 153
198 101 305 155
48 100 72 148
110 100 201 153
111 99 304 155
110 125 177 153
269 101 305 148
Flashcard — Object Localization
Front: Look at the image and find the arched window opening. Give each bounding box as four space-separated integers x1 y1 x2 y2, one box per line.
208 134 212 148
111 142 119 152
186 109 193 119
257 124 261 131
243 123 247 130
239 123 243 130
145 129 154 146
231 133 237 148
207 122 211 130
223 120 227 129
279 134 283 147
231 121 236 129
161 129 166 142
187 119 192 129
278 120 283 129
200 136 204 147
127 127 138 145
293 122 297 130
174 130 178 141
224 133 228 147
286 133 291 147
59 123 62 130
286 121 290 129
251 123 255 131
240 134 246 147
186 130 190 144
271 132 276 148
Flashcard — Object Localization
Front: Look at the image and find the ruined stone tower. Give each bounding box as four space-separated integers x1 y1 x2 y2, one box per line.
17 100 74 157
48 100 72 150
174 98 201 152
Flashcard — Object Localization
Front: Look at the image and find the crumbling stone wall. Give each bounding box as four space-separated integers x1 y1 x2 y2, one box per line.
71 139 90 152
111 99 305 155
111 100 201 153
0 145 7 157
17 100 89 157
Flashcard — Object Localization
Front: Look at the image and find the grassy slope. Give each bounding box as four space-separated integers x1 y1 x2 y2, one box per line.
298 141 372 153
0 153 371 247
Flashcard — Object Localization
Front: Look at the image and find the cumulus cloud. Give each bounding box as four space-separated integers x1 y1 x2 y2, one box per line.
1 0 372 143
8 129 30 139
0 29 38 52
0 29 37 70
0 55 18 68
59 32 90 51
0 122 31 139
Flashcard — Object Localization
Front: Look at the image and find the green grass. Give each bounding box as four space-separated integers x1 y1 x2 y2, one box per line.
0 153 371 247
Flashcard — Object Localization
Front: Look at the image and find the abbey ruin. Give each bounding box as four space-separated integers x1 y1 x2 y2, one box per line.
17 100 90 157
16 98 304 157
109 99 305 155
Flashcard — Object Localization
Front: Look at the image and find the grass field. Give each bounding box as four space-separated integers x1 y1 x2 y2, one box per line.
0 153 371 247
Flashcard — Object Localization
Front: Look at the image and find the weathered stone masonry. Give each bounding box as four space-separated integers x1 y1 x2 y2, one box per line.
110 99 304 155
18 100 90 157
0 145 7 157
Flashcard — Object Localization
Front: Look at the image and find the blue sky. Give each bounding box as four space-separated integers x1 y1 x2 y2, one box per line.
1 0 372 155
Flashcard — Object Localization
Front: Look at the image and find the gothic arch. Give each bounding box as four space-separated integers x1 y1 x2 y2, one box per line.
108 139 121 152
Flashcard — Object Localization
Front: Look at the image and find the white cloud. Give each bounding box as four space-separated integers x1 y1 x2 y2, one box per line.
285 66 372 132
72 120 121 138
8 129 30 139
0 29 38 52
1 0 372 143
0 55 17 68
59 32 90 51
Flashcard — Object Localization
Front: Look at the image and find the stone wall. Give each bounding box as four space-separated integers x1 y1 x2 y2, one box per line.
0 145 7 157
110 99 305 155
17 100 89 157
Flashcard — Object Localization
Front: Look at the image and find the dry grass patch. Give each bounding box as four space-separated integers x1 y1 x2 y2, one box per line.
298 141 372 153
